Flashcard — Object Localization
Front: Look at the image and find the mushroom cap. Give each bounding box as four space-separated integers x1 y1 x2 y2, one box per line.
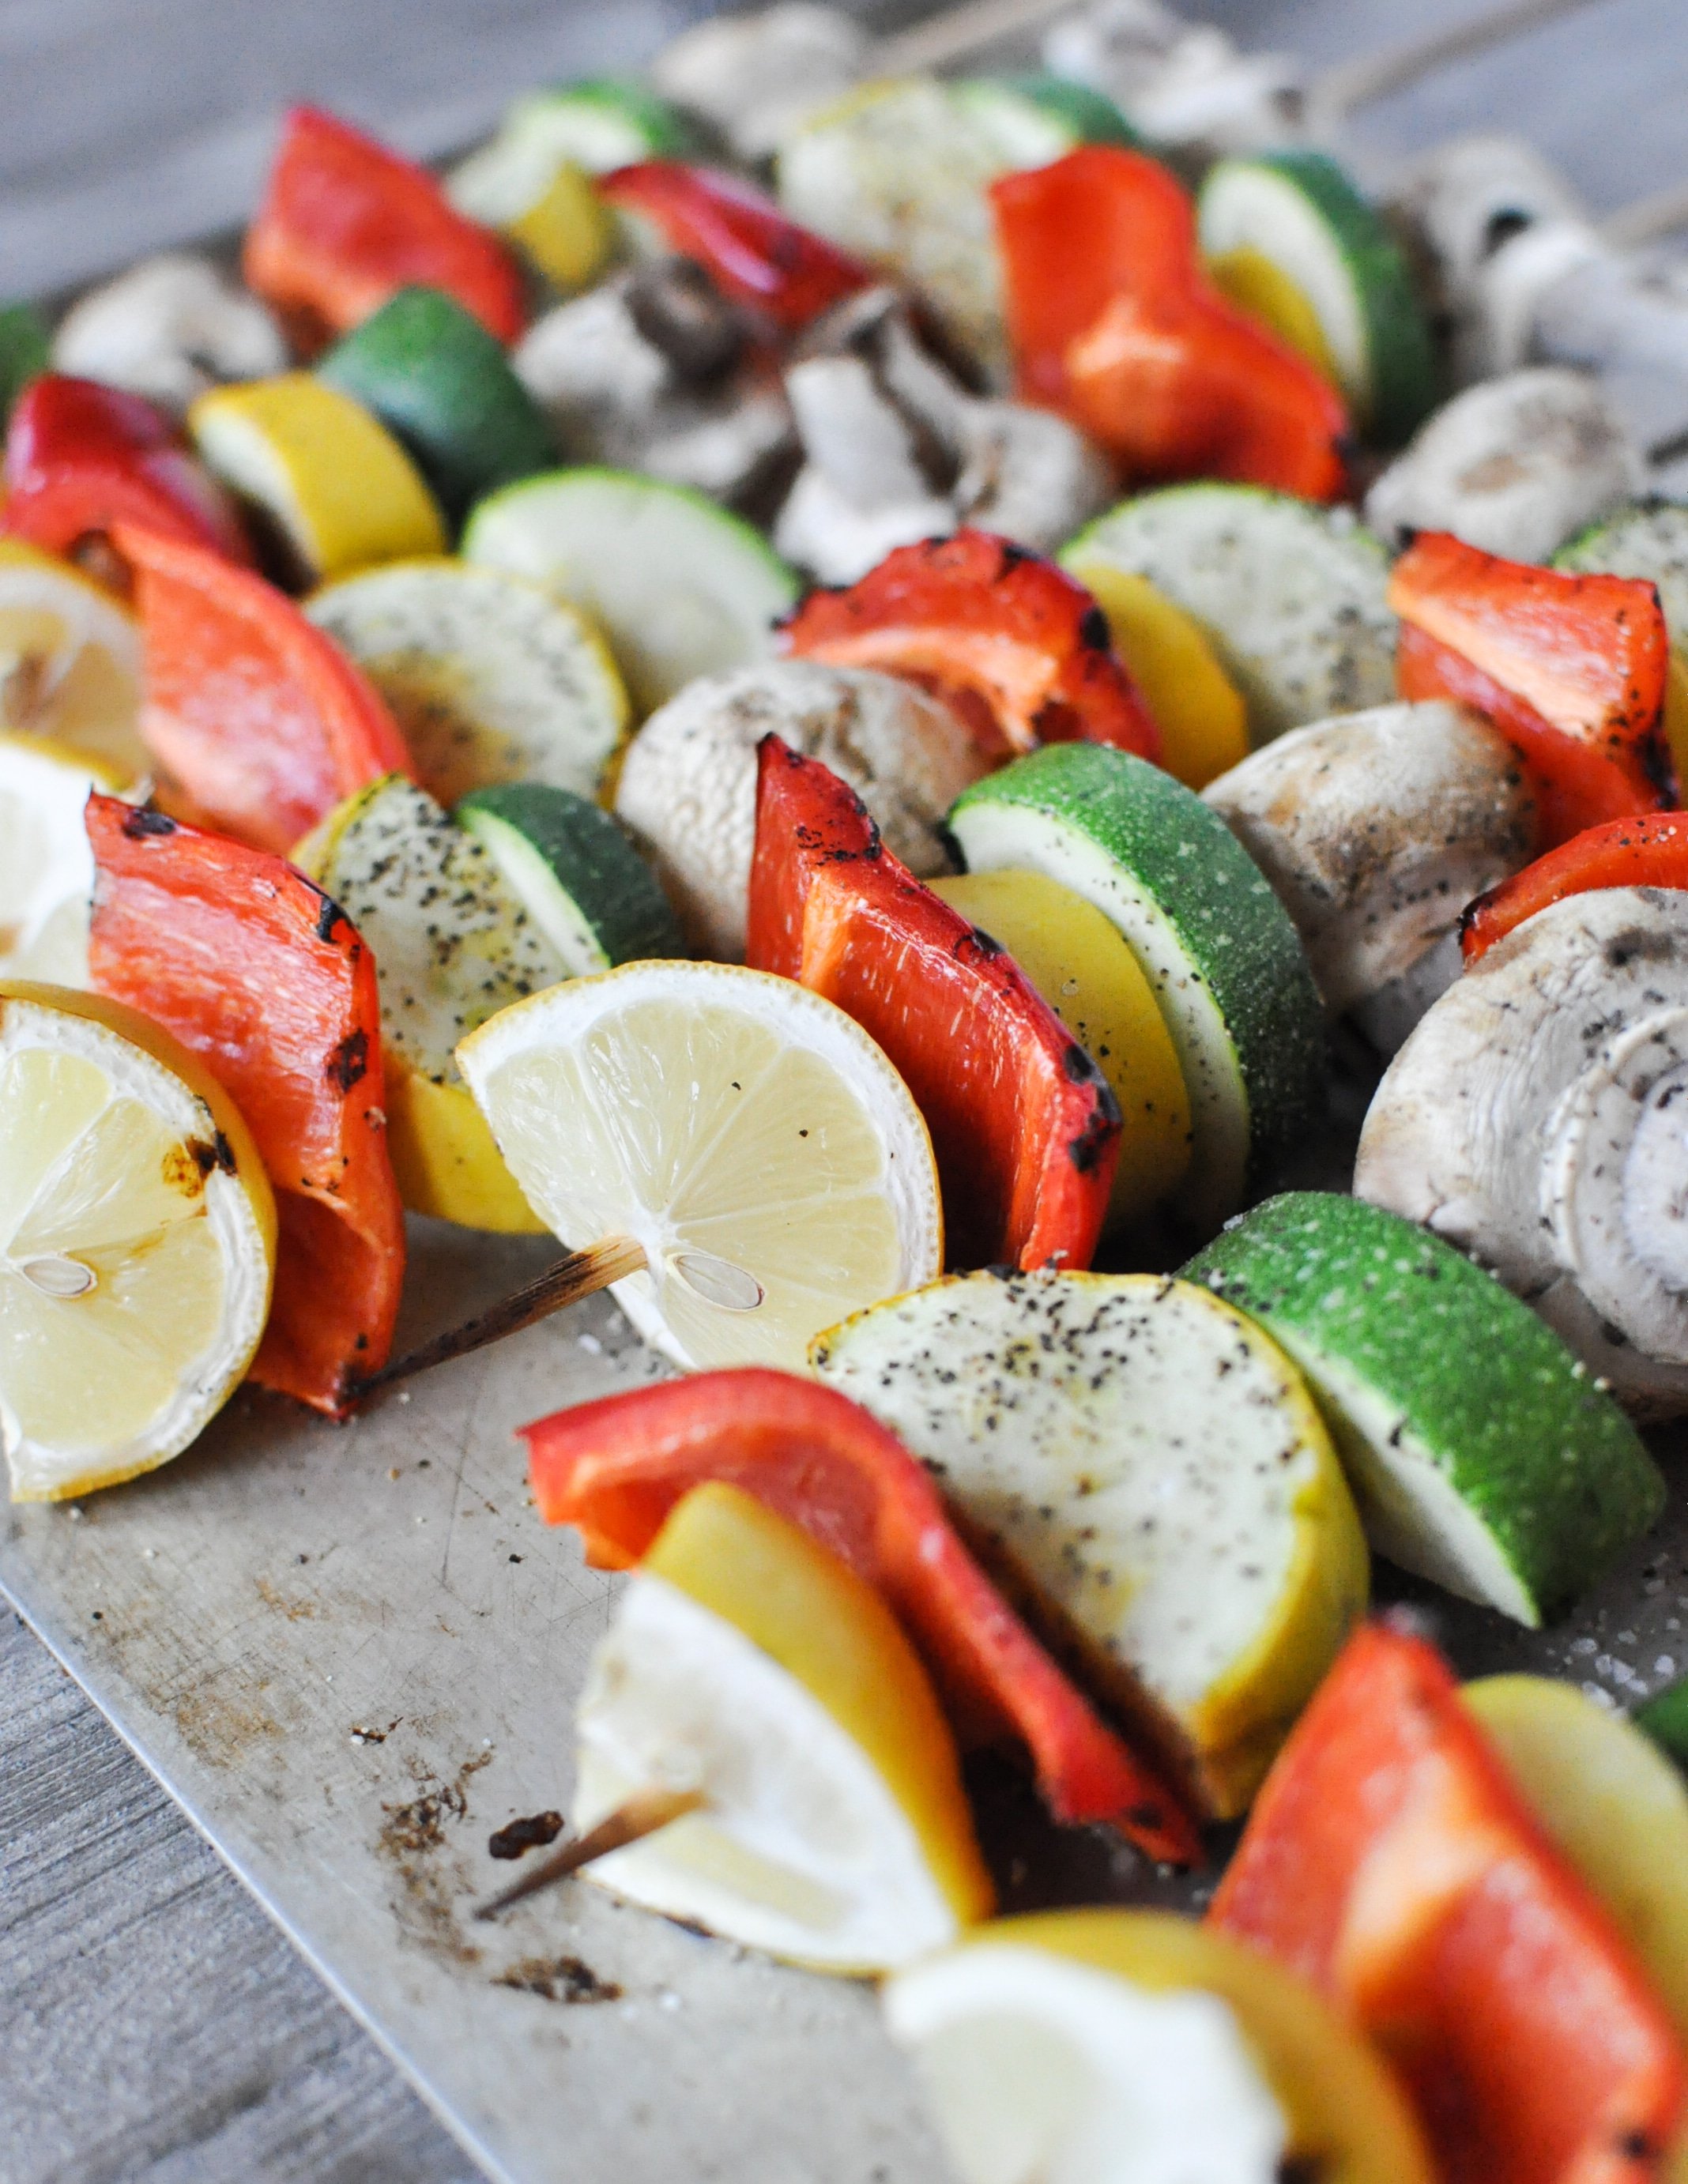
1363 367 1643 563
52 253 288 416
1355 884 1688 1415
612 661 989 960
1202 700 1535 1015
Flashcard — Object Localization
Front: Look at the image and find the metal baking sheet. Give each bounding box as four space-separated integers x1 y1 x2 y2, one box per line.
6 1195 1688 2184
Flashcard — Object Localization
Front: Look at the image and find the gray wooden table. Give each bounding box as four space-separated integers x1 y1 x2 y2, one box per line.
5 1 1688 2178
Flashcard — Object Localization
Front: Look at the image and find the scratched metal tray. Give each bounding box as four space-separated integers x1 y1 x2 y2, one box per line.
9 19 1688 2182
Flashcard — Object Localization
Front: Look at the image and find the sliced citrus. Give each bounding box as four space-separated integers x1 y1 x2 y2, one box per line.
189 373 445 586
458 959 942 1370
0 981 275 1501
0 735 131 986
574 1480 992 1971
305 559 627 808
929 866 1193 1229
1061 558 1249 792
883 1911 1434 2184
0 538 148 778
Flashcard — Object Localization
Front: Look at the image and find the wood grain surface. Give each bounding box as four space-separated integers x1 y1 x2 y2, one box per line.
3 2 1688 2180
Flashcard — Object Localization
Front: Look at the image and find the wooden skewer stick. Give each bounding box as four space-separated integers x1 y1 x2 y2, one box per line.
473 1787 708 1921
353 1233 647 1399
1312 0 1603 119
876 0 1075 77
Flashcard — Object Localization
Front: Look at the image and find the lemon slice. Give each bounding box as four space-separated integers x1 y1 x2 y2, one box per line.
574 1482 992 1971
189 374 445 586
0 539 148 778
884 1911 1434 2184
0 982 275 1501
0 735 131 985
812 1269 1367 1817
458 959 942 1370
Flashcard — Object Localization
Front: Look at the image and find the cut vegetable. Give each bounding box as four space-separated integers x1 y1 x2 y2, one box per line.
522 1369 1197 1855
1464 1675 1688 2041
456 78 697 187
458 959 942 1372
0 981 275 1501
1185 1192 1664 1624
1554 499 1688 786
293 773 558 1232
811 1268 1366 1817
316 288 556 524
0 539 146 779
574 1481 992 1972
455 782 682 975
1061 557 1249 791
1061 486 1396 744
462 468 799 715
953 73 1140 167
304 559 627 808
1197 152 1436 444
0 303 49 427
930 868 1191 1230
775 79 1017 382
190 373 444 588
947 744 1324 1231
1205 246 1340 390
884 1911 1436 2184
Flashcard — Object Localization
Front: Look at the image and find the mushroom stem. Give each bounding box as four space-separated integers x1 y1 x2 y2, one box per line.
354 1234 647 1399
473 1787 707 1922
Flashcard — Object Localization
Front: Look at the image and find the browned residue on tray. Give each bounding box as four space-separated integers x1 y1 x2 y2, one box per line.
493 1954 623 2005
377 1749 494 1966
254 1575 320 1621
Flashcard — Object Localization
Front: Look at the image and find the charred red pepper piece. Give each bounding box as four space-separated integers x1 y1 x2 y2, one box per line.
597 163 872 333
115 523 411 857
1461 810 1688 961
1392 532 1674 848
2 375 252 578
243 106 526 353
521 1367 1200 1860
991 149 1348 500
746 736 1120 1271
1210 1621 1686 2184
86 793 405 1417
781 530 1162 761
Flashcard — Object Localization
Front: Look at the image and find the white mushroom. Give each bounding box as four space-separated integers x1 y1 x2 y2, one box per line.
652 3 868 164
612 661 989 959
1364 367 1644 563
1384 136 1586 386
1355 884 1688 1417
1042 0 1305 156
51 254 288 416
774 289 1114 583
514 262 795 514
1203 701 1535 1038
1530 247 1688 480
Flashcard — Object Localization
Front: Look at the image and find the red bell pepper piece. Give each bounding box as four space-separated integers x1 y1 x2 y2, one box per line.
747 736 1120 1271
1461 810 1688 962
85 793 405 1417
1210 1621 1686 2184
991 149 1349 500
2 375 252 578
1392 532 1674 849
597 163 872 333
115 523 412 857
243 106 526 353
780 530 1162 761
521 1367 1200 1861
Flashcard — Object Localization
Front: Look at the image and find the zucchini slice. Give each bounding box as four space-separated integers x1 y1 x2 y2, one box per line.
1061 486 1396 745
